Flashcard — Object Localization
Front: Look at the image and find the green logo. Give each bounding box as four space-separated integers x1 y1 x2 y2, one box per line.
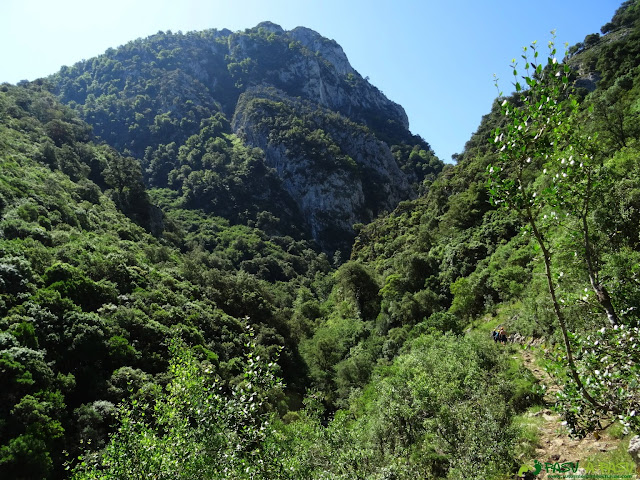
518 459 543 476
518 460 578 477
519 458 635 478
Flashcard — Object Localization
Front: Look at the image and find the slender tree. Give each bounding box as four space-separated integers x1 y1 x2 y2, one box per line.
488 37 640 437
487 36 603 407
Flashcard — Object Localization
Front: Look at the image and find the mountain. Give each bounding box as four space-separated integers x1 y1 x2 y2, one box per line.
46 22 443 253
0 25 441 478
3 3 640 479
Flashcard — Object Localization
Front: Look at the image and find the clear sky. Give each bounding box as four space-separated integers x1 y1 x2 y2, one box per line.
0 0 622 162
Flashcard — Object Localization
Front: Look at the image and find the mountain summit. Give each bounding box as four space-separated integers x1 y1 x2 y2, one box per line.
48 23 442 253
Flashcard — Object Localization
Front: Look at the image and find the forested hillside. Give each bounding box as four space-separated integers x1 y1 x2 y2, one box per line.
46 22 442 253
1 2 640 479
0 82 337 478
349 0 640 442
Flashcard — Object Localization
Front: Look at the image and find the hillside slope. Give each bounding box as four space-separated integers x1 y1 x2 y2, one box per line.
3 3 640 479
0 82 333 479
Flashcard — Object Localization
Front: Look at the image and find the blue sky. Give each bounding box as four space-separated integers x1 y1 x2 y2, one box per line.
0 0 622 162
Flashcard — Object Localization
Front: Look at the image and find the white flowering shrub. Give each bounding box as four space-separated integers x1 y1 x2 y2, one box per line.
71 330 286 480
487 35 635 436
552 325 640 437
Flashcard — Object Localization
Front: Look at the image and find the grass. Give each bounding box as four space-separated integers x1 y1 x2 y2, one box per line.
580 432 637 476
468 300 525 339
512 408 546 460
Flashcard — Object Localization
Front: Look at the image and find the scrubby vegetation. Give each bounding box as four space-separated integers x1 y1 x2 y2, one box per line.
2 2 640 479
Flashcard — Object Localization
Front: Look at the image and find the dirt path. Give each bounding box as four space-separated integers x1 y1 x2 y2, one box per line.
519 349 622 479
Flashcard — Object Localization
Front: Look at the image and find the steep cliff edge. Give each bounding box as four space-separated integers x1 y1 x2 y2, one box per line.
232 87 411 252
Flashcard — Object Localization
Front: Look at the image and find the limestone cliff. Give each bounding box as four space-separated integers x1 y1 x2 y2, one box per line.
232 87 411 252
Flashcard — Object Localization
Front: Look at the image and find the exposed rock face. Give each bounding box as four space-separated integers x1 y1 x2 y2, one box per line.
224 23 409 130
574 71 601 92
288 26 356 76
629 435 640 470
255 21 285 35
232 87 411 252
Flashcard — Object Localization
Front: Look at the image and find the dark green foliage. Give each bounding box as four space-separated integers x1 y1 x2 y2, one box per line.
604 0 640 32
298 333 520 479
71 333 520 480
0 83 331 478
43 263 117 311
3 4 640 478
333 262 379 321
157 126 308 240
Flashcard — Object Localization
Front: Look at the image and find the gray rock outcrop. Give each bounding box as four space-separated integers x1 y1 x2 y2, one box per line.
628 435 640 471
233 87 412 251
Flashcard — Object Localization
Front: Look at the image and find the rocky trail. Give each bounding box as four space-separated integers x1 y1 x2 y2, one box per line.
518 348 630 479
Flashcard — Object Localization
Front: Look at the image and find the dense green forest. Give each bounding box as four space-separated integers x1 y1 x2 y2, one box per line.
1 2 640 479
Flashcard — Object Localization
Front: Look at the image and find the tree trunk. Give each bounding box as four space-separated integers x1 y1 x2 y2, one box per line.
593 283 620 327
527 210 601 408
581 173 620 327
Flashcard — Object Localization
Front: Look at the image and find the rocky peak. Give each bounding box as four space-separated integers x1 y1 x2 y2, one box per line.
255 21 285 35
288 26 356 77
211 28 233 39
223 23 409 131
